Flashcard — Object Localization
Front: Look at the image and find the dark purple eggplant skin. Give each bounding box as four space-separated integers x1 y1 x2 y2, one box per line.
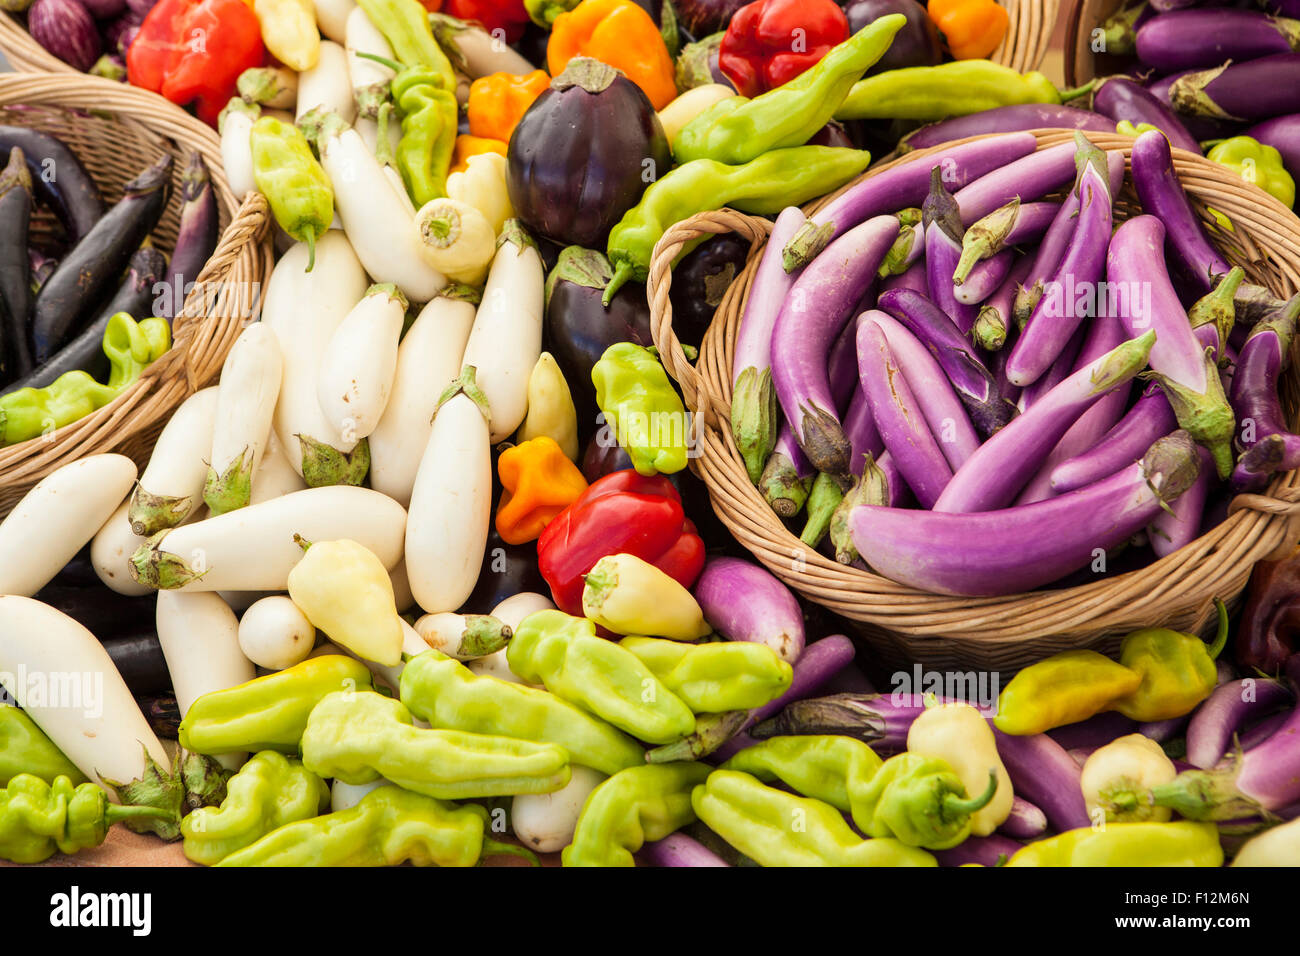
457 525 549 615
0 126 104 242
1145 72 1244 143
0 149 34 385
1136 9 1300 73
28 0 102 72
669 233 749 347
806 120 856 150
1093 76 1200 153
843 0 941 74
1247 114 1300 178
28 248 57 296
507 59 671 249
162 152 219 322
901 105 1114 152
102 631 171 696
581 431 635 483
79 0 127 16
31 152 172 364
1171 53 1300 122
673 0 747 38
32 582 156 638
105 13 142 57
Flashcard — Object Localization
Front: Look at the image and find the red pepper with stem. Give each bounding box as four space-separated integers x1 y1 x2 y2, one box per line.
536 469 705 616
718 0 850 97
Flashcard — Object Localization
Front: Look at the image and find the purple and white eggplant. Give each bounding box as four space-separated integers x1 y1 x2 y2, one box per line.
952 198 1056 287
993 729 1092 832
899 105 1115 152
28 0 101 73
922 168 978 332
694 556 805 664
997 796 1049 839
1170 53 1300 122
881 257 927 296
953 247 1016 307
639 833 731 867
1185 677 1294 770
1049 382 1177 493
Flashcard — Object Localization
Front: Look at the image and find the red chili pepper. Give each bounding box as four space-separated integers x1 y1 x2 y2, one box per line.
537 469 705 617
126 0 265 128
718 0 850 97
443 0 531 44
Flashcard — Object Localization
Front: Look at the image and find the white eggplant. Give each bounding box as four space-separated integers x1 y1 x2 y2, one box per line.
129 388 219 536
313 0 356 41
511 765 606 854
296 40 357 124
413 611 512 660
466 591 555 684
218 101 259 199
249 431 308 504
91 499 152 597
461 221 545 442
237 594 317 670
389 557 415 612
345 4 395 118
429 13 535 77
0 454 137 597
331 777 388 812
216 590 272 613
206 323 283 516
316 283 408 440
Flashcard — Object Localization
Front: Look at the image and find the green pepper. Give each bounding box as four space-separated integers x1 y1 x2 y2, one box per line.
1005 821 1224 867
361 57 460 208
720 734 883 811
0 706 85 787
562 762 711 867
181 751 329 866
301 690 571 798
1111 599 1228 722
603 145 873 303
672 14 904 165
691 770 938 867
179 655 374 756
250 115 333 269
592 343 691 477
399 650 646 776
216 784 535 867
506 610 695 745
618 635 794 713
355 0 454 86
854 752 999 850
0 312 170 446
0 775 173 864
836 61 1089 122
1207 136 1296 208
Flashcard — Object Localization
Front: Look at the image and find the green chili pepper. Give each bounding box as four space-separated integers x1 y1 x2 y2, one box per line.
618 635 794 713
1207 136 1296 208
603 145 873 303
720 734 883 811
0 774 174 864
399 650 646 776
562 762 711 867
179 655 374 756
0 312 170 446
1116 120 1161 138
836 61 1091 122
1111 599 1228 722
391 64 459 207
301 690 572 799
673 14 904 165
506 610 695 745
591 342 691 477
0 706 85 787
354 0 455 87
250 115 333 270
216 784 536 867
1005 821 1223 867
691 769 938 867
855 752 999 850
181 751 329 866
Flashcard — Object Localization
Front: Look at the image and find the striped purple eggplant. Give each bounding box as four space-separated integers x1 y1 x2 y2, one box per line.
1136 9 1300 73
952 199 1057 287
1050 383 1178 493
922 168 978 332
953 247 1016 307
694 556 805 662
1170 53 1300 122
900 105 1115 152
1092 75 1200 154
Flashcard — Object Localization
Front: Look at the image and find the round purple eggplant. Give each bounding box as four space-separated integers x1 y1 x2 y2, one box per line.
843 0 941 74
673 0 748 40
27 0 101 72
669 233 750 347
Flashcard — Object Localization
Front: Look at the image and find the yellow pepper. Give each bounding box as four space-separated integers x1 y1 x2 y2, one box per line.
517 352 579 461
286 539 404 666
1111 602 1229 722
582 552 711 639
906 703 1013 837
495 436 589 545
446 149 514 235
993 650 1142 736
467 70 551 143
254 0 321 72
448 135 508 176
926 0 1009 61
547 0 677 110
1005 822 1223 867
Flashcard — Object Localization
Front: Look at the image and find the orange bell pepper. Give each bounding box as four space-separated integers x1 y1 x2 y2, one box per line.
496 436 590 545
547 0 677 110
927 0 1008 60
449 135 508 175
467 70 551 143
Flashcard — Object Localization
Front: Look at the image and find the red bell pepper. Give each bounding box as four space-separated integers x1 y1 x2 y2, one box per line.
537 469 705 617
126 0 265 128
718 0 849 97
443 0 531 44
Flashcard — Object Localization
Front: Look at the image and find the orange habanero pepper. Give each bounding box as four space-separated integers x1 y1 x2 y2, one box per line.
495 436 589 544
927 0 1009 61
547 0 677 110
467 70 551 143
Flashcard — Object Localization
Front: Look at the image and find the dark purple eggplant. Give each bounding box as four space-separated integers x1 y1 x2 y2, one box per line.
32 582 156 637
806 120 856 149
580 429 635 482
843 0 941 74
933 833 1024 867
0 148 34 384
1170 53 1300 122
28 0 101 72
457 525 549 615
1136 9 1300 73
674 32 731 91
1093 75 1200 153
125 0 156 15
0 127 104 242
161 152 219 322
668 233 749 347
80 0 126 15
28 248 56 296
507 58 671 248
1144 70 1244 143
672 0 746 39
31 152 172 364
1246 113 1300 178
104 12 141 57
900 105 1114 152
103 631 171 696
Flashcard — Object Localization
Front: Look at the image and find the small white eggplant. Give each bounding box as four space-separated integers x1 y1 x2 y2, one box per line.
316 283 408 440
129 387 219 536
218 99 259 199
413 611 512 660
238 594 317 670
205 322 283 515
511 765 606 854
467 591 555 684
91 499 152 597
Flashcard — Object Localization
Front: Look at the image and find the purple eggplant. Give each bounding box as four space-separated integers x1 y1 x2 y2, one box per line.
28 248 56 297
759 423 815 517
953 199 1057 287
1048 712 1139 750
639 832 731 867
998 796 1049 840
844 0 941 75
781 132 1039 270
1246 113 1300 178
1136 9 1300 74
746 692 928 753
507 59 670 248
842 386 884 473
993 730 1092 832
1229 295 1300 489
1149 445 1213 556
671 232 749 348
1240 709 1292 751
922 168 978 332
953 247 1015 307
1092 75 1200 154
1145 70 1245 143
1188 266 1244 365
160 152 218 323
850 431 1202 596
1138 714 1191 743
1050 383 1178 492
881 257 927 295
975 253 1032 355
1016 324 1084 415
934 833 1024 867
952 141 1079 225
670 0 746 36
28 0 101 72
0 149 33 384
80 0 126 15
936 331 1154 513
771 214 899 476
694 557 805 663
828 309 864 414
458 526 547 615
102 630 170 696
1170 53 1300 122
900 105 1115 153
0 127 103 242
1185 677 1294 769
1149 0 1203 11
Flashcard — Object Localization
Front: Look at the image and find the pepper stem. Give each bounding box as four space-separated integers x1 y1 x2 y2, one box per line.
1206 598 1229 660
942 770 999 817
602 261 635 306
1056 80 1096 103
355 50 405 73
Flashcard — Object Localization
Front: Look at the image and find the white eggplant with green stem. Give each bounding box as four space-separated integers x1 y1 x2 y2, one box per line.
238 594 317 670
460 221 545 442
413 611 513 660
316 283 408 440
313 0 356 41
428 12 535 77
218 98 259 199
295 40 357 124
129 387 219 536
468 591 555 685
345 4 395 119
205 322 284 516
405 366 493 613
413 198 497 286
91 499 152 597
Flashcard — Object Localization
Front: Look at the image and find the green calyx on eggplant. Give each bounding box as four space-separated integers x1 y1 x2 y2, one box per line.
675 32 732 91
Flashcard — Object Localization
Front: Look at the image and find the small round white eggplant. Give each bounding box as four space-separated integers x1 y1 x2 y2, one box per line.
206 322 283 516
511 765 606 853
238 595 317 670
467 591 555 684
316 283 408 440
129 388 219 536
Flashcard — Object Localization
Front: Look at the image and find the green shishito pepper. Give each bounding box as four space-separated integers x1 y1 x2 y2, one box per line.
0 774 173 864
250 115 333 270
1207 136 1296 208
603 145 873 303
673 14 904 165
692 770 937 867
0 312 170 447
301 690 572 798
592 342 691 477
562 762 711 867
355 0 454 85
217 784 536 867
181 751 329 866
358 53 459 207
1005 822 1224 867
618 636 793 713
0 705 85 787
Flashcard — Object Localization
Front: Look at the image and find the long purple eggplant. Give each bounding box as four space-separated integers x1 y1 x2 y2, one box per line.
0 148 33 383
1170 53 1300 122
935 331 1154 513
842 386 883 476
1149 445 1214 556
876 287 1014 435
1017 325 1083 415
1246 113 1300 178
934 834 1025 867
993 729 1091 832
830 450 904 564
1145 69 1245 144
922 168 978 332
998 796 1048 839
161 152 219 323
1185 678 1294 770
1092 75 1200 154
1050 383 1178 492
733 206 806 483
1047 711 1139 750
900 105 1115 152
850 431 1201 596
759 423 815 517
694 556 805 663
1136 9 1300 73
640 833 731 867
953 247 1015 307
1229 295 1300 490
771 214 899 476
0 127 104 242
976 253 1033 354
881 257 927 295
952 141 1079 225
781 132 1039 270
746 692 928 752
828 312 863 414
1240 709 1291 751
953 199 1057 287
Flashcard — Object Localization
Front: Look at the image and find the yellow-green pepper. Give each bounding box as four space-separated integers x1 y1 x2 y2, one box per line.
994 649 1143 736
1207 136 1296 208
851 752 999 850
0 705 85 787
1005 821 1224 867
0 775 173 864
562 762 710 867
721 734 883 811
619 635 794 713
390 63 459 207
592 343 691 476
1111 600 1228 722
250 116 333 269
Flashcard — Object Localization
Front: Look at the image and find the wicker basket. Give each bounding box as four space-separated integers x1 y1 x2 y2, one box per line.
647 129 1300 674
1062 0 1131 87
0 73 272 515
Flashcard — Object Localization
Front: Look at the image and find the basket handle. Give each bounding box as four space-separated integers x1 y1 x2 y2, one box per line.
1229 484 1300 562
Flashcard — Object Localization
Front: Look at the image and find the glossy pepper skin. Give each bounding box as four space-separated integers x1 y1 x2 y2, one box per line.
181 751 329 866
495 436 588 544
1111 601 1228 722
1207 136 1296 209
720 734 882 811
718 0 850 98
926 0 1009 60
356 0 456 84
468 70 550 143
179 656 374 756
444 0 531 43
547 0 677 110
592 343 691 476
301 690 572 798
450 135 509 176
619 636 793 712
399 650 646 775
855 753 999 850
0 706 85 787
507 610 695 744
390 65 460 207
1005 821 1224 867
1237 550 1300 672
994 650 1142 736
836 61 1069 122
537 469 705 617
250 116 333 271
0 775 172 864
692 770 938 867
562 762 710 866
287 539 404 666
254 0 320 72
